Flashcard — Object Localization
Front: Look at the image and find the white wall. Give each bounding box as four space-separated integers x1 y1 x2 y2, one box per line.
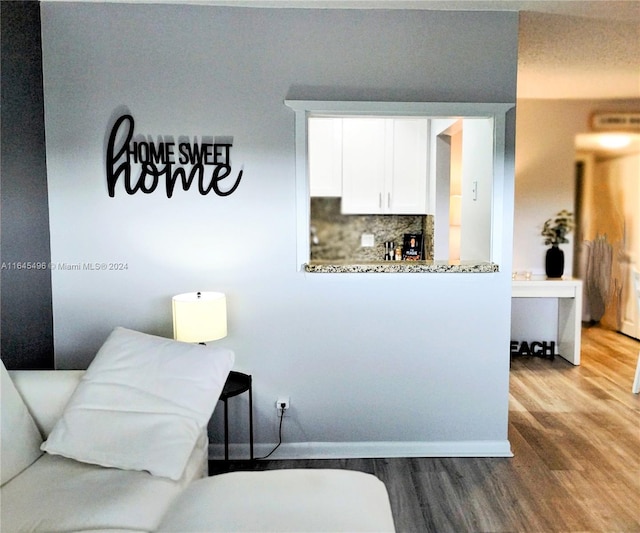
431 117 457 261
461 118 494 262
511 99 640 345
41 4 518 458
513 98 640 277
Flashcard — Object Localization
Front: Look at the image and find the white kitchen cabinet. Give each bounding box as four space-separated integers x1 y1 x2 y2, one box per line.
341 117 429 214
308 117 343 197
341 118 388 213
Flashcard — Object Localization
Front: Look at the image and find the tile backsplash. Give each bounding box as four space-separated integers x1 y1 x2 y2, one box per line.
310 197 434 262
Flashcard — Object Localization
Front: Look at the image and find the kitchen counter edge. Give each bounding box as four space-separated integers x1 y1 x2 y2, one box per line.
304 262 499 273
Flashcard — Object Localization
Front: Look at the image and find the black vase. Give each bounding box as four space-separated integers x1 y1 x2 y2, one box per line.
545 245 564 278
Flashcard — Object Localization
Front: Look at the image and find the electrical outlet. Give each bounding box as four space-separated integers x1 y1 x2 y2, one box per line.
276 397 290 414
360 233 375 247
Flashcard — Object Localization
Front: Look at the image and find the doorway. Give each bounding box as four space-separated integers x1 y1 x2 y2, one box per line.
574 132 640 340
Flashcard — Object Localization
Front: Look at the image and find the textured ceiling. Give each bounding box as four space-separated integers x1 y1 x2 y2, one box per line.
41 0 640 99
518 10 639 99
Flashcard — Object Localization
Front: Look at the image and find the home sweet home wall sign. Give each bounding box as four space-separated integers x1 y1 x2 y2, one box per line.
106 114 243 198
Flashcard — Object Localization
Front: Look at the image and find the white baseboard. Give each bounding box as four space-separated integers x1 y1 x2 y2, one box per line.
208 440 513 461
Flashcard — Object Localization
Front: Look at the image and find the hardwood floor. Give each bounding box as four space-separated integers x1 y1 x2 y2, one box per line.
210 324 640 532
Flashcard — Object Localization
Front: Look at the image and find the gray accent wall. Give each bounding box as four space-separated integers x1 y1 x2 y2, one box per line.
39 4 517 458
1 1 54 370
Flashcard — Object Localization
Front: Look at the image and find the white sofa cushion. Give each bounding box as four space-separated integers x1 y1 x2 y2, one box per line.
9 369 84 437
157 469 397 532
1 433 206 533
41 327 234 480
0 360 43 485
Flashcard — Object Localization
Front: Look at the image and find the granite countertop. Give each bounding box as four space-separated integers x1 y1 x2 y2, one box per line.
304 261 499 273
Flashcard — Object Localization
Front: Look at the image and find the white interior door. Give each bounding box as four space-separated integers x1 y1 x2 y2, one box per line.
618 154 640 340
577 150 640 337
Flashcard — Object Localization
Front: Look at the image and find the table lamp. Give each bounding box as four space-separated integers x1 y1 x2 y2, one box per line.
172 291 227 343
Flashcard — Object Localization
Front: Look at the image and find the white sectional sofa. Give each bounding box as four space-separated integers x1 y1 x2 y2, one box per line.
1 327 395 532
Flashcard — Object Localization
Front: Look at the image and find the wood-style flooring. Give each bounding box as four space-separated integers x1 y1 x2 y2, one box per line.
210 324 640 532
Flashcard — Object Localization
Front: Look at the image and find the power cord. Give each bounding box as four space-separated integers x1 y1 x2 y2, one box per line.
256 402 286 460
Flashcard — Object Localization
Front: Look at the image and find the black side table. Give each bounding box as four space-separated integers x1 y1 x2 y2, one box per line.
219 371 253 461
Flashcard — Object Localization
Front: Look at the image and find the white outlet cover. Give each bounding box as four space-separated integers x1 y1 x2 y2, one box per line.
361 233 375 247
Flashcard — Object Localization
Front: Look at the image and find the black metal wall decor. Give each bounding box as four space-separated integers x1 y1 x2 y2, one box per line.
106 114 243 198
510 340 558 360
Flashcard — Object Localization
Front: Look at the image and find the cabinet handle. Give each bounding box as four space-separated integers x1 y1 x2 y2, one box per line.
379 193 382 208
387 193 391 208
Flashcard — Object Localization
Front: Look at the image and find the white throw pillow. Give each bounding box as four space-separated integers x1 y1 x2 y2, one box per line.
1 360 44 485
41 327 234 480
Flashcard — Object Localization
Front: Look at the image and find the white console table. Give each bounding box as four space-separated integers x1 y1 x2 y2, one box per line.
512 278 583 365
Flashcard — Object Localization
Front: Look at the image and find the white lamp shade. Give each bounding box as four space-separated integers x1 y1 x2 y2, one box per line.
172 291 227 343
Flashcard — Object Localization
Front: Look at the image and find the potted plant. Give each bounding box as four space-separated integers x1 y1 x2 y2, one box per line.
541 209 574 278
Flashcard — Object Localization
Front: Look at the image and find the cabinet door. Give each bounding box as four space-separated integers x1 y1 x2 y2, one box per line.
308 118 342 197
388 119 428 214
341 118 387 214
